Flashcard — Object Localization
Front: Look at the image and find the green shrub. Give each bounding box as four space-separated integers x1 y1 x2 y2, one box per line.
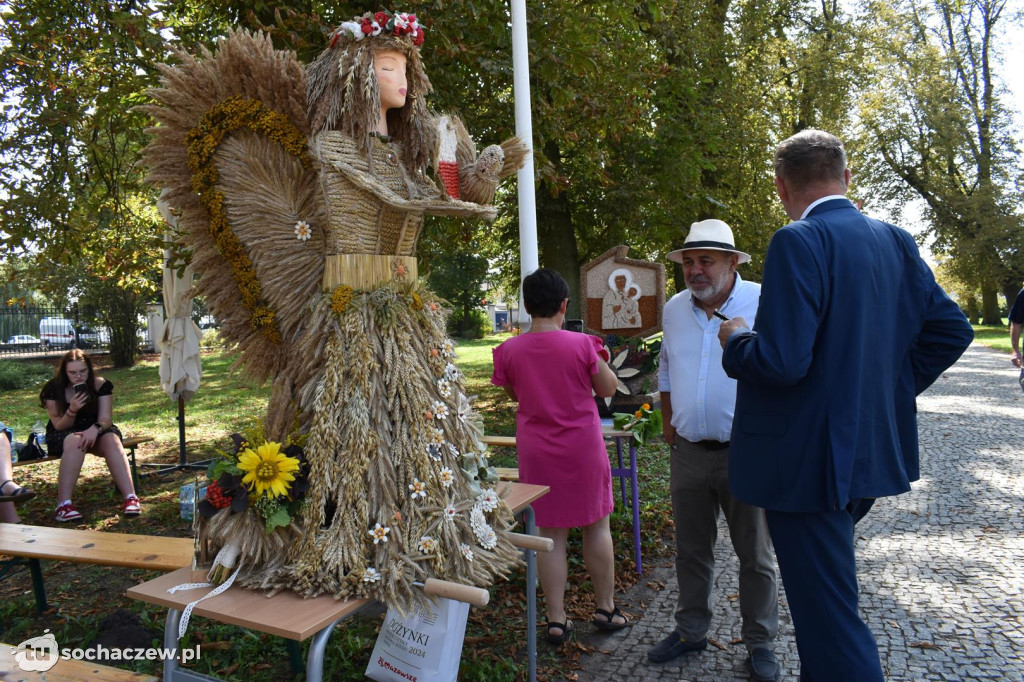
447 308 491 339
199 327 223 349
0 359 52 391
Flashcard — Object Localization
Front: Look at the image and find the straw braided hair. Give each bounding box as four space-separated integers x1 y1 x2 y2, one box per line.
307 34 436 176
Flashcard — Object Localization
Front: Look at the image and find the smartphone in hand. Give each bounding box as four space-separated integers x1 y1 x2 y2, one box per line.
73 383 87 395
564 319 584 333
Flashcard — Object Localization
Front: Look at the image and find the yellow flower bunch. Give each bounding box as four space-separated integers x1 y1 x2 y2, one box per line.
331 285 354 314
237 441 301 498
185 96 315 343
410 291 423 310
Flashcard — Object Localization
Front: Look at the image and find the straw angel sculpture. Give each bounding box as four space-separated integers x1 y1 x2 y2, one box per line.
143 12 526 611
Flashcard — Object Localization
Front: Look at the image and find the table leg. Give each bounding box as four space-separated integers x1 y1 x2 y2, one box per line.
630 442 642 575
523 505 537 682
163 608 181 682
305 619 341 682
615 437 627 505
27 558 48 613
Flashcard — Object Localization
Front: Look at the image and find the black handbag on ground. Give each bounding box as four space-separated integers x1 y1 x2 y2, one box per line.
14 433 47 461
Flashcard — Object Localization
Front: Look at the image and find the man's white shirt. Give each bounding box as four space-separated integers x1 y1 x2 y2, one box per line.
657 273 761 443
800 194 849 219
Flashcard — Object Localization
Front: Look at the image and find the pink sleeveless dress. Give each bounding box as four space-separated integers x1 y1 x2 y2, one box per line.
492 331 613 527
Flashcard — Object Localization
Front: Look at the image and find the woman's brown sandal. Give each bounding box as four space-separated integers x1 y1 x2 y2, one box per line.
592 606 629 631
0 480 36 504
544 619 575 644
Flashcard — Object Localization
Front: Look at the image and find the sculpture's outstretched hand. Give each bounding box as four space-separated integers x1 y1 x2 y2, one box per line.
439 114 529 206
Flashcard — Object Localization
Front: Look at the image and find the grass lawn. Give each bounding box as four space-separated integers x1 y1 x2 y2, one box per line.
971 320 1012 354
0 336 673 681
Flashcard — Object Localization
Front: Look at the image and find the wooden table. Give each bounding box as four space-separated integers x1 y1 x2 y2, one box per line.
482 427 645 573
127 481 549 682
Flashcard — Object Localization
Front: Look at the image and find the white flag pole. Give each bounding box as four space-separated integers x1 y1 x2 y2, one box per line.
510 0 538 330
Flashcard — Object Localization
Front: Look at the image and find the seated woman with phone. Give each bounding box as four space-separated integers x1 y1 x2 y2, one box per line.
39 349 141 522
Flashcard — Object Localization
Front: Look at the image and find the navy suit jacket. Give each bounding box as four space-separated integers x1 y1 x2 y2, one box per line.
723 198 973 513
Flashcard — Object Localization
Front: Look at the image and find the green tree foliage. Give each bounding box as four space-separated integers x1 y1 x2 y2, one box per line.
422 224 490 339
853 0 1023 323
0 0 166 364
3 0 1020 349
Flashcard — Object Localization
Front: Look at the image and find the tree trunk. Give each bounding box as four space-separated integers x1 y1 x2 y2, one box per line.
1002 281 1020 316
537 140 581 320
104 288 142 367
962 294 980 325
981 285 1000 325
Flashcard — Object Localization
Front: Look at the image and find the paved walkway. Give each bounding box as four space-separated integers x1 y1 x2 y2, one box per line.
573 344 1024 681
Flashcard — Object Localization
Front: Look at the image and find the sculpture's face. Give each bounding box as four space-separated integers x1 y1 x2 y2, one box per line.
375 50 408 112
614 275 627 291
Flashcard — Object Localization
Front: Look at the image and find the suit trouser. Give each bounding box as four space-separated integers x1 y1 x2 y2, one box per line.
670 439 778 649
765 505 884 682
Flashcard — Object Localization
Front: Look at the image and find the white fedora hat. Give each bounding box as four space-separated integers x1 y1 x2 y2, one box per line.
666 219 751 265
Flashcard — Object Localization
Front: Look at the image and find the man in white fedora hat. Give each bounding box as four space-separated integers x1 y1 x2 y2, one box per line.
649 219 780 681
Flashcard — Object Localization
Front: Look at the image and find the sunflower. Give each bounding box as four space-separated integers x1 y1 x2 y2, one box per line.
237 441 300 498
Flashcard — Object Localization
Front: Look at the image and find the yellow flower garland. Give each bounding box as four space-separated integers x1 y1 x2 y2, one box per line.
185 96 314 343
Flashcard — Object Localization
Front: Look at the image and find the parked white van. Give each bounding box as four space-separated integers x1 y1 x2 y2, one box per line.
39 318 76 349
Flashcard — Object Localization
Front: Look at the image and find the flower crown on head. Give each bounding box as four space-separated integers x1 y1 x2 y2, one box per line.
332 10 425 48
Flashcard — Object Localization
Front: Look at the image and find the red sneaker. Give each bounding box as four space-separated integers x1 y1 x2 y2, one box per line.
54 502 83 522
122 495 141 516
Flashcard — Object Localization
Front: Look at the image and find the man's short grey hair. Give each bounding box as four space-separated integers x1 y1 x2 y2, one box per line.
774 129 847 187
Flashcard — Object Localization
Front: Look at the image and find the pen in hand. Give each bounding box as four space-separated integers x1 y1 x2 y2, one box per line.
713 310 730 321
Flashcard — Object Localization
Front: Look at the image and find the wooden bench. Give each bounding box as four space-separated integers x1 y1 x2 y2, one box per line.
0 524 194 616
0 642 159 681
14 435 154 493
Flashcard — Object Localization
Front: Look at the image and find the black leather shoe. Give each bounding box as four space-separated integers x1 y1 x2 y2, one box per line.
747 647 779 682
647 631 707 663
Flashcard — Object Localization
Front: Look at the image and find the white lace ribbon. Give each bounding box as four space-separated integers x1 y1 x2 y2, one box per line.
166 566 241 640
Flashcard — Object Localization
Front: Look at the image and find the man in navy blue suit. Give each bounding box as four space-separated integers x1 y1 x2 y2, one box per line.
717 129 973 680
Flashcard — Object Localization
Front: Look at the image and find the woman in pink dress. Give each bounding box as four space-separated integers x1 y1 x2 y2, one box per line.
491 268 629 644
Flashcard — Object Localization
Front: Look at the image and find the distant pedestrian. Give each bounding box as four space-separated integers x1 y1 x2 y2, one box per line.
491 268 628 644
719 129 973 680
648 220 779 682
1007 286 1024 379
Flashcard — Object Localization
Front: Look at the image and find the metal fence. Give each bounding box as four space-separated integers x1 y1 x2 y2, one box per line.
0 305 110 358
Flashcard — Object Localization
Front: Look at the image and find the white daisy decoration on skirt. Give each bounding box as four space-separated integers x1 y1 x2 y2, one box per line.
409 478 427 500
369 523 390 544
479 527 498 550
476 489 500 512
294 220 312 241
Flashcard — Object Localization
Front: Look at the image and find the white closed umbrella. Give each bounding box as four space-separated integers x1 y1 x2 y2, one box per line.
156 193 204 470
